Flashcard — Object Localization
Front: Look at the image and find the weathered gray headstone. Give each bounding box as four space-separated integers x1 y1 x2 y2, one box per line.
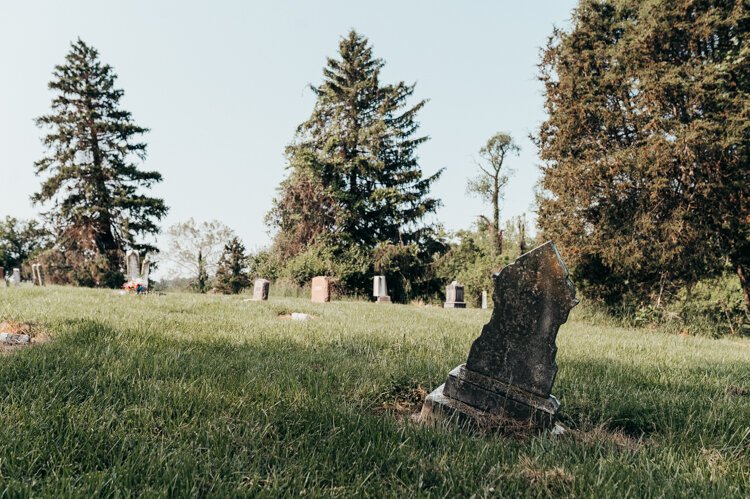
481 290 488 309
421 241 578 430
443 281 466 308
10 268 21 286
253 278 270 301
372 275 390 303
126 250 140 282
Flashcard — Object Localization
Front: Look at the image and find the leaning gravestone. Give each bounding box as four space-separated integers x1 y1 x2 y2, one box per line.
443 281 466 308
32 264 44 286
372 275 390 303
311 276 331 303
421 241 578 430
253 278 270 301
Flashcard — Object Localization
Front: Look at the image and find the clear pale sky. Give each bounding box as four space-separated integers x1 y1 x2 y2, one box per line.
0 1 576 273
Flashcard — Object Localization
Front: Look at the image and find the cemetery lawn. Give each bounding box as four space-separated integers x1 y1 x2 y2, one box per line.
1 286 749 497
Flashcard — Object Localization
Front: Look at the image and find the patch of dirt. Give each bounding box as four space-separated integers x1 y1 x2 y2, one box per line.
518 456 574 488
377 383 429 422
727 385 750 397
568 424 645 452
0 320 50 353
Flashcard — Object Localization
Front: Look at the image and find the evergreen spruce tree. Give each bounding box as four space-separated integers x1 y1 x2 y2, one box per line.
268 30 444 299
33 39 167 287
536 1 750 310
214 237 250 294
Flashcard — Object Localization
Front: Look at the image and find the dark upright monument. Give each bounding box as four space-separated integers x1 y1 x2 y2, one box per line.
420 241 578 430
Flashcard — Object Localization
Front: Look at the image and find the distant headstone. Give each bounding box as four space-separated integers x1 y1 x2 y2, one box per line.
0 267 4 284
141 257 150 285
311 276 331 303
126 250 140 282
253 278 270 301
31 264 44 286
10 268 21 286
481 291 488 309
421 242 578 430
372 275 390 303
443 281 466 308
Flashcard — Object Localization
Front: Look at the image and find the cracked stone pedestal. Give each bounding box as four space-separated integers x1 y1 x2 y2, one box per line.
420 241 578 431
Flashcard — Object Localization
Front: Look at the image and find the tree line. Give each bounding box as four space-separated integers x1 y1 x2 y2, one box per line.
3 2 748 326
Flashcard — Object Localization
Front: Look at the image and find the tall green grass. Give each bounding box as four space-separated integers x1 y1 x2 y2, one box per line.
0 286 748 496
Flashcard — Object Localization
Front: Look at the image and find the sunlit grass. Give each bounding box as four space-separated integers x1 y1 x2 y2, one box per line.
0 285 748 496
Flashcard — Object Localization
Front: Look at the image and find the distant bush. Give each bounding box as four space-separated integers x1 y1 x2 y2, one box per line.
574 274 749 337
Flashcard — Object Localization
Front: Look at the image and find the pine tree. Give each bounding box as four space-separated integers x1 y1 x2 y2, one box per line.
33 39 167 287
195 250 209 293
214 237 249 294
269 30 443 253
536 0 750 310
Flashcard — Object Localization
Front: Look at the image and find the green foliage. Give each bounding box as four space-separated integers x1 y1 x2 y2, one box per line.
214 237 250 294
165 219 235 280
33 39 167 287
1 286 749 496
536 0 750 311
0 217 50 271
466 133 519 254
195 250 209 294
435 229 505 307
247 250 282 282
266 31 443 300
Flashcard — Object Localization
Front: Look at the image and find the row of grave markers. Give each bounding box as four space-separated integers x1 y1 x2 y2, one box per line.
250 274 489 309
0 265 45 286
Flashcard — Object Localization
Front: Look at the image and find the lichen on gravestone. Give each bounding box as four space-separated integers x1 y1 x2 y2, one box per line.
420 241 578 431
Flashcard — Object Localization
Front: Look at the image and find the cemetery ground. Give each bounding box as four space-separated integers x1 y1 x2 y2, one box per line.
0 286 748 497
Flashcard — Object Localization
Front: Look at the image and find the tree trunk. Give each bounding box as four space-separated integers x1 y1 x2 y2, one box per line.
736 263 750 313
492 180 501 255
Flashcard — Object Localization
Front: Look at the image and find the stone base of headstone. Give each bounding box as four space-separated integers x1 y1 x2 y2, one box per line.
376 295 391 303
0 333 31 345
420 364 559 430
443 301 466 309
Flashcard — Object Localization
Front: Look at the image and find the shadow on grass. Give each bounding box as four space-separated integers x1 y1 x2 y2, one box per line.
0 319 747 496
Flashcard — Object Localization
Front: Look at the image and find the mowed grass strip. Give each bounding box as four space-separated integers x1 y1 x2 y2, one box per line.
0 286 748 497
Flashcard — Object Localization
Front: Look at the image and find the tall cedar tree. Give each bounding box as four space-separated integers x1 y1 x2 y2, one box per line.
33 39 167 287
269 30 443 256
214 237 250 294
536 1 750 310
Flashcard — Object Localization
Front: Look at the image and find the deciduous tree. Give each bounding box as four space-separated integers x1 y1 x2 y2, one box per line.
467 133 519 255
